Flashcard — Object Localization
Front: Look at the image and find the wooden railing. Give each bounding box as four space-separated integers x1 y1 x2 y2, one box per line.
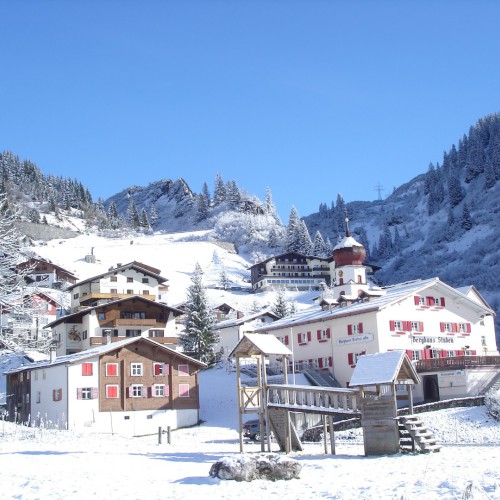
267 384 360 415
415 355 500 372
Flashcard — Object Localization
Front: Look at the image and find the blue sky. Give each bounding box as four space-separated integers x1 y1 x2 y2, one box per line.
2 1 500 220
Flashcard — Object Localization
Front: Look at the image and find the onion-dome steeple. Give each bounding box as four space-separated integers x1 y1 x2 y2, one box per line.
332 216 366 266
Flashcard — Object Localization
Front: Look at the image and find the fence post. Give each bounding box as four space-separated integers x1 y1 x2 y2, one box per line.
167 426 171 444
158 427 162 445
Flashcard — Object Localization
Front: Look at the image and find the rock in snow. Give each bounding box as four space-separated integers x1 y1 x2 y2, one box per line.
209 453 302 482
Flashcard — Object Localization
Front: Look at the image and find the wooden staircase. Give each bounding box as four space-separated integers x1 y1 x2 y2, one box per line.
397 415 442 453
268 408 303 452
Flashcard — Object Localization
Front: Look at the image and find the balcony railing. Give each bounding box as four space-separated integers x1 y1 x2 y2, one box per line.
79 292 156 303
100 319 166 328
415 355 500 372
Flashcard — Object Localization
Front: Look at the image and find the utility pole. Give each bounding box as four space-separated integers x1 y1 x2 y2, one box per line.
374 182 384 201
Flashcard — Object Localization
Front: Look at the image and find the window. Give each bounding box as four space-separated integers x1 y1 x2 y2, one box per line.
110 276 118 282
430 350 441 359
348 323 363 335
317 328 331 342
52 388 63 401
411 350 422 361
142 278 149 284
131 363 143 376
179 384 190 397
178 364 189 376
153 362 168 376
318 357 332 368
411 321 423 333
149 330 164 338
143 290 149 295
447 350 456 357
347 352 366 367
129 384 145 397
34 371 38 381
42 369 46 380
105 363 119 377
77 387 98 400
36 391 41 403
82 330 88 340
106 385 119 398
73 293 79 299
126 289 134 294
25 393 30 404
126 277 133 283
126 329 141 337
153 384 168 397
481 336 487 346
82 363 93 376
440 322 452 333
297 332 310 345
98 312 106 320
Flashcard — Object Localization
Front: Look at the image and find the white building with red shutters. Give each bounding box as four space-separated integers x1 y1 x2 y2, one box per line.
255 219 499 403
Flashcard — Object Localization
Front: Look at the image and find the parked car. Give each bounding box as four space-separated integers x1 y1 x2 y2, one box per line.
243 419 267 441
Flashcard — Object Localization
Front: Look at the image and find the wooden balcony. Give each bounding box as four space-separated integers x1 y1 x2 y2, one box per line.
99 319 166 328
79 292 156 303
415 355 500 373
90 336 178 346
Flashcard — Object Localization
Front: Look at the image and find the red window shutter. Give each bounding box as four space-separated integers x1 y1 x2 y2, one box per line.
471 350 476 355
348 353 354 365
92 388 98 399
389 321 395 331
358 323 363 334
308 359 313 366
419 322 424 332
307 331 312 342
440 350 447 358
164 363 169 374
426 296 433 306
440 297 446 307
143 387 148 398
451 323 458 333
154 363 161 376
405 349 413 360
414 296 420 305
457 350 464 356
326 328 331 338
347 324 353 335
53 389 56 401
318 358 324 368
77 388 83 400
466 323 471 333
440 323 445 333
317 330 321 340
361 351 366 356
328 356 332 366
82 363 92 376
284 335 289 345
423 348 431 360
58 389 62 401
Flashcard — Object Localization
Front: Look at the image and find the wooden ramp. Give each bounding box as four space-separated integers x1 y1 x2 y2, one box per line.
268 408 303 452
398 415 442 453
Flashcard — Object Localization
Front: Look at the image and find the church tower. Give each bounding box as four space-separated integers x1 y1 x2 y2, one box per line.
330 217 369 299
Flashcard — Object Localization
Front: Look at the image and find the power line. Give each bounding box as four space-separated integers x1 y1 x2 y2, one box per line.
374 182 384 201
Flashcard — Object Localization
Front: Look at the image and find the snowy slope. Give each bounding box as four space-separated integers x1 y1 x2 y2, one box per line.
1 366 499 499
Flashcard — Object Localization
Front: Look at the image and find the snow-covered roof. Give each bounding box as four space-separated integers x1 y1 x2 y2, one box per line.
215 309 278 329
4 337 206 375
229 333 292 358
254 276 494 333
332 235 363 250
349 351 420 387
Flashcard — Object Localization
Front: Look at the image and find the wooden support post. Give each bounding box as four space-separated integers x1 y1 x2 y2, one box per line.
329 416 335 455
158 426 162 445
167 426 171 445
323 417 328 454
237 357 244 452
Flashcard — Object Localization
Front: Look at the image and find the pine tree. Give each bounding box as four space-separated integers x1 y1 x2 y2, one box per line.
461 202 473 231
219 264 230 290
313 230 327 257
227 180 241 209
264 187 280 223
297 220 313 255
127 199 140 228
213 173 226 206
272 285 289 319
179 263 219 363
202 182 211 206
448 173 465 207
140 208 150 230
195 194 209 223
285 206 302 252
149 204 158 228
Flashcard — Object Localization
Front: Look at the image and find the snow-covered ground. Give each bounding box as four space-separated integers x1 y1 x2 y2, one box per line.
1 366 499 499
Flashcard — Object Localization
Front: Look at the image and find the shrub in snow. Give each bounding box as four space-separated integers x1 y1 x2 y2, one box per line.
209 453 301 482
484 388 500 421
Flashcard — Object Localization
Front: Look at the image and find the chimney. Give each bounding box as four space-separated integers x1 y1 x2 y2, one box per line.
49 346 57 363
104 329 112 344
